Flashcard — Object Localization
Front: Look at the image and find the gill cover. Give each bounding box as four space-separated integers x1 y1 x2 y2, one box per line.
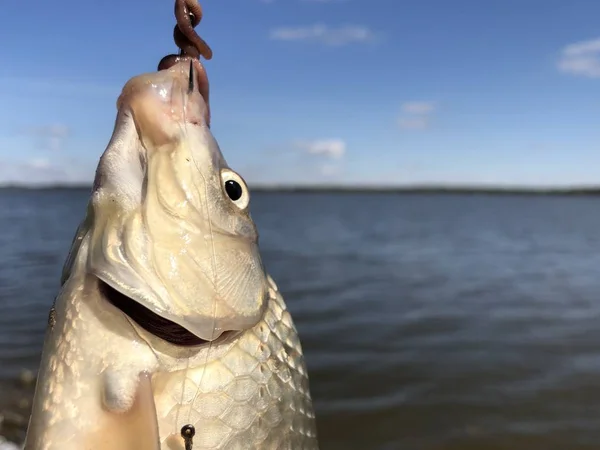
77 60 268 341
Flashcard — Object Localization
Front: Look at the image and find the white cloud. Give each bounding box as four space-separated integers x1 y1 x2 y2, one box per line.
0 76 120 98
0 157 95 186
295 138 346 159
557 37 600 78
398 117 429 130
401 101 436 115
398 101 437 130
27 157 51 169
318 163 341 176
22 123 71 152
291 139 346 178
269 24 374 46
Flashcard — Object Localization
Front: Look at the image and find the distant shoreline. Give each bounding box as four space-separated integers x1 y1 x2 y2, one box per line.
4 184 600 196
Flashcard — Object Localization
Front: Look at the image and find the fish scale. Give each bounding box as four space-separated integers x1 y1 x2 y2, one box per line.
154 277 317 449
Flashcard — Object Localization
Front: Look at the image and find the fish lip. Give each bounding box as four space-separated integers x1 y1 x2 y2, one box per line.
98 279 238 347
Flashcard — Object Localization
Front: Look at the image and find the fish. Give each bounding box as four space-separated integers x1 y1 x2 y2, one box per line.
23 59 319 450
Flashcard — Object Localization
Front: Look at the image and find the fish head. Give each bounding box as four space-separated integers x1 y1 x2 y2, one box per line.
75 59 269 343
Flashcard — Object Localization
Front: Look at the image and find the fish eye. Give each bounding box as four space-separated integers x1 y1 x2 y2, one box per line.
221 170 250 209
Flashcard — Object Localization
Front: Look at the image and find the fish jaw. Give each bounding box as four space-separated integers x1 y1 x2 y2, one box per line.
86 59 269 343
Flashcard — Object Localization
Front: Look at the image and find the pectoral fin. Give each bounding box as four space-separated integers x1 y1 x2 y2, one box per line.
86 372 160 450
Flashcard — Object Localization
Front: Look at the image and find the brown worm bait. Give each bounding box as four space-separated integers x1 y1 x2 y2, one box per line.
157 0 212 126
157 0 213 71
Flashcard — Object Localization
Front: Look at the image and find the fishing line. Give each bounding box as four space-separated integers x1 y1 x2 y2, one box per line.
165 58 218 449
180 70 220 442
156 2 216 447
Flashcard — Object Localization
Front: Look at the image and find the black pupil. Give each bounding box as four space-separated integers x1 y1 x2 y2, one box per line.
225 180 243 201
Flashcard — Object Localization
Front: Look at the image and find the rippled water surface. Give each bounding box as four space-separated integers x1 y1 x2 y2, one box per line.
3 189 600 449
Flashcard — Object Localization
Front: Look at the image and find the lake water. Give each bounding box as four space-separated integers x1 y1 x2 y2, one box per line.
2 189 600 449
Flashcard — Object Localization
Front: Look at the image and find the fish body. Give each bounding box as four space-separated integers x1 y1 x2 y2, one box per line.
24 60 318 450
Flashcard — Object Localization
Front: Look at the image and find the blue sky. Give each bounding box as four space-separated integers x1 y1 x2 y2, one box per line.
2 0 600 187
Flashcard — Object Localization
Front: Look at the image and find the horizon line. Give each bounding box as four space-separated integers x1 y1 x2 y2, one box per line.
4 182 600 195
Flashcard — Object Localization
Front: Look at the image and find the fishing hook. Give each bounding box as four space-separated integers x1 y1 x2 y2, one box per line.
181 424 195 450
158 0 213 71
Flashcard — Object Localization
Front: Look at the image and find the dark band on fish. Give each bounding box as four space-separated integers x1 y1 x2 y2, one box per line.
48 305 56 330
188 59 194 93
99 280 219 347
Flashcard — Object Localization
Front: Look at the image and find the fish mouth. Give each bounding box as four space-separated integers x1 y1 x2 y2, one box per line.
99 280 235 347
